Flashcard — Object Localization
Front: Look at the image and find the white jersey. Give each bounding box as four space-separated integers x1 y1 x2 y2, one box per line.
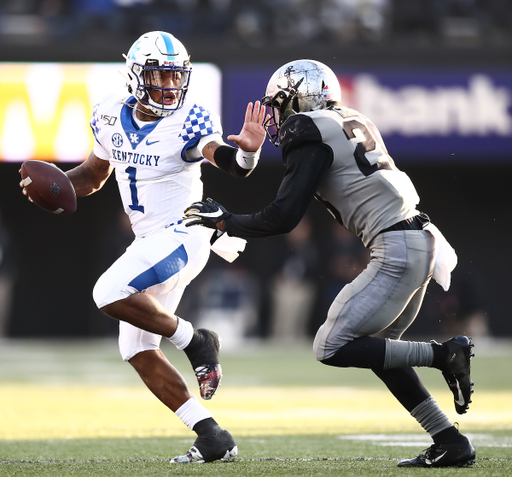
90 93 222 238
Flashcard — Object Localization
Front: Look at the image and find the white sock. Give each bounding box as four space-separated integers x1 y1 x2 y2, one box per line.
175 396 213 430
167 317 194 350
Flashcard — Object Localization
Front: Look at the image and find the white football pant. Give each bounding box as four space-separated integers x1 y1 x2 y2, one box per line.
92 222 211 361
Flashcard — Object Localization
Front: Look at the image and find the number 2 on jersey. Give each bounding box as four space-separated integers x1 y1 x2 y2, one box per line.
343 119 396 177
126 166 145 213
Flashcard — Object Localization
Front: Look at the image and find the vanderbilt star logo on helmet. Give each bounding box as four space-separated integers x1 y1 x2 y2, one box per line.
284 65 294 76
278 66 304 93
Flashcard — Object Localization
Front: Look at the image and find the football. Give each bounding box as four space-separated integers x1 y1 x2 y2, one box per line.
20 160 77 215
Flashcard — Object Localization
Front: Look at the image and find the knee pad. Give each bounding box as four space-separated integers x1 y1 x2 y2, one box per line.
93 267 134 310
319 337 386 369
118 321 162 361
92 273 109 309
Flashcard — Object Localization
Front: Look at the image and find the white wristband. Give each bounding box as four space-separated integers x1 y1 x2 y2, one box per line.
236 148 260 170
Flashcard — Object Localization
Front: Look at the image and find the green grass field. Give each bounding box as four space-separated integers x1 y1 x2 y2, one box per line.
0 338 511 476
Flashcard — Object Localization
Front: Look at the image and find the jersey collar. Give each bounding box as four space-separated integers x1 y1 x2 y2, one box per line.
121 97 162 150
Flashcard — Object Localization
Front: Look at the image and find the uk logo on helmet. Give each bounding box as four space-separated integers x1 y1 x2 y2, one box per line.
128 40 142 59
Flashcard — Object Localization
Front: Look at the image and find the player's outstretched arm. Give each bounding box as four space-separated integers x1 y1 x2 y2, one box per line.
201 102 268 178
66 151 113 197
226 100 268 153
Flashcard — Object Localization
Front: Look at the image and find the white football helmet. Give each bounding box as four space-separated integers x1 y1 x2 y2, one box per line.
123 31 191 117
262 59 342 145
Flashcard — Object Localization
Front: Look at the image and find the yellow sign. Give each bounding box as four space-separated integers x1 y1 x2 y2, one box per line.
0 63 221 162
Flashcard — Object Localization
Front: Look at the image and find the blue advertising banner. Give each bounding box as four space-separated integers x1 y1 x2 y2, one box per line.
223 68 512 163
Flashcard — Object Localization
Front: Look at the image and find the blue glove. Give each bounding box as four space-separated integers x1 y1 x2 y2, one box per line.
183 197 231 230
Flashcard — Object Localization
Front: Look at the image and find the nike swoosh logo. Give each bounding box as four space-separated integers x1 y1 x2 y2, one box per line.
146 139 160 145
199 210 224 218
426 451 447 465
174 228 187 234
454 380 465 406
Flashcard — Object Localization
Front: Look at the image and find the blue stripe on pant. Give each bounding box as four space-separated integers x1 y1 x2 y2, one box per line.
128 244 188 292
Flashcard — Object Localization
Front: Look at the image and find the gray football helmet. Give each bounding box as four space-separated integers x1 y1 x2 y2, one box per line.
262 59 342 146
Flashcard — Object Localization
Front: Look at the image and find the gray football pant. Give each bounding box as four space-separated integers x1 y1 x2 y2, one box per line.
313 230 434 362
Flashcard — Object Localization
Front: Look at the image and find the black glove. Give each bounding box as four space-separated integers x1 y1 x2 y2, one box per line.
183 197 231 230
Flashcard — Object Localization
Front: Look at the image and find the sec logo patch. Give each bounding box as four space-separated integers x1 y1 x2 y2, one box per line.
112 133 123 147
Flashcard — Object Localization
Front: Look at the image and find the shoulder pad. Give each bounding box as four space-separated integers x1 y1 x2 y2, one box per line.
280 113 322 154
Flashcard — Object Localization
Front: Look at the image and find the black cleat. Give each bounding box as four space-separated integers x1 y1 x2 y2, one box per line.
170 429 238 463
438 336 475 414
398 436 476 468
184 329 222 400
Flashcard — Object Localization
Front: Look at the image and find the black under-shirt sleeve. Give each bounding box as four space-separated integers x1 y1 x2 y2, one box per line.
213 145 253 178
223 115 333 238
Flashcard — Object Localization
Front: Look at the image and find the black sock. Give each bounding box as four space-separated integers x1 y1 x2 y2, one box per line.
193 417 220 436
433 425 463 444
431 341 448 369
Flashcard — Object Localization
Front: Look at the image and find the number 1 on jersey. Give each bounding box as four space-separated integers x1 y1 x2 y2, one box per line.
126 166 145 213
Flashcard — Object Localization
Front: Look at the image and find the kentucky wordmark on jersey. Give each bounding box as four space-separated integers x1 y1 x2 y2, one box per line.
90 93 222 238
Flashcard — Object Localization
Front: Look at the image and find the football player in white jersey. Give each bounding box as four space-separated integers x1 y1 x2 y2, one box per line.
20 31 266 464
184 60 476 468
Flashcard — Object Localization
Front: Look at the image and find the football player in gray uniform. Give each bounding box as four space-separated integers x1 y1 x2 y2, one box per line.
183 59 476 468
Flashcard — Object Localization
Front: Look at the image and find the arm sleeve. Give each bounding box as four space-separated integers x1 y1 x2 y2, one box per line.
223 141 333 238
212 145 256 178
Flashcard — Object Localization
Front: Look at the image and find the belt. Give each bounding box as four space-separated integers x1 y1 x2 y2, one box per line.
379 212 430 234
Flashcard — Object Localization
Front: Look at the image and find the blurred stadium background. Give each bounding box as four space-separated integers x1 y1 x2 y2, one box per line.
1 4 512 473
0 0 511 348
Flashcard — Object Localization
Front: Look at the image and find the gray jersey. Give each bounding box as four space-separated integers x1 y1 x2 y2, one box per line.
221 104 444 363
307 107 420 246
224 106 421 246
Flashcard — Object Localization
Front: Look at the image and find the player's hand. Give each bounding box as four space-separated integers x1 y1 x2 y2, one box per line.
227 101 269 152
183 197 230 230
